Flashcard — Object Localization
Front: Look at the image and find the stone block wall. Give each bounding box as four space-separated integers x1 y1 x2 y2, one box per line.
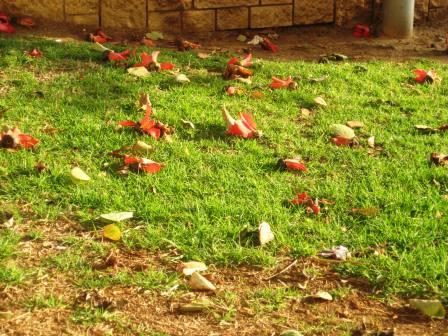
0 0 447 33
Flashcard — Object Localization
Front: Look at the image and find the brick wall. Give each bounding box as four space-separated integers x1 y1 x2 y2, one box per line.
1 0 447 32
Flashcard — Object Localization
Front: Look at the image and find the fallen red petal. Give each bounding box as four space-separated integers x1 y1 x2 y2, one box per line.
160 62 174 70
27 49 42 58
262 38 279 52
119 120 138 127
18 133 39 149
331 136 352 146
284 159 307 172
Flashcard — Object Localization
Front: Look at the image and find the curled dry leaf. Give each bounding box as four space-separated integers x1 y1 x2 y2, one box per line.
99 212 133 223
367 136 375 148
222 107 261 139
103 224 122 241
175 73 190 84
70 167 91 184
0 127 38 149
177 298 211 313
189 272 216 291
270 76 297 90
197 52 210 59
127 66 150 78
318 245 351 261
180 261 208 276
314 96 328 107
278 158 307 172
119 94 173 140
312 291 333 301
92 250 119 270
258 222 274 246
247 35 264 45
430 152 448 166
414 69 440 84
122 155 163 174
330 124 355 139
181 119 195 129
223 64 253 80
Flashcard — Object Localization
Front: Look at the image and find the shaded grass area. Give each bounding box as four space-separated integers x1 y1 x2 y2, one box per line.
1 36 448 302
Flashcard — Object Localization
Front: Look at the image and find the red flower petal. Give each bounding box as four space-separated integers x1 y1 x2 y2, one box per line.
262 38 279 53
331 136 352 146
17 17 36 28
141 160 162 174
226 86 236 96
227 57 239 65
27 49 42 58
0 12 9 22
18 133 38 148
119 120 138 127
240 54 253 67
0 22 14 34
142 38 155 47
284 159 307 172
354 25 370 38
270 76 292 89
147 127 161 140
123 156 140 165
108 51 127 62
160 62 174 70
134 52 153 68
227 121 253 138
414 69 428 83
239 113 257 131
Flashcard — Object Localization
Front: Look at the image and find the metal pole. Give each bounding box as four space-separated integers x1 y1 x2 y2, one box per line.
382 0 415 38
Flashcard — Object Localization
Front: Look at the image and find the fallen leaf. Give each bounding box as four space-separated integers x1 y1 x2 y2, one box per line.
318 246 351 260
103 224 122 241
314 96 328 107
300 108 312 119
313 291 333 301
228 54 253 67
132 140 153 152
181 119 195 129
70 167 91 184
99 212 133 223
92 250 119 270
222 107 261 138
127 66 151 78
17 16 36 28
189 272 216 291
430 152 448 166
346 120 364 129
330 124 356 139
409 299 446 318
122 156 163 174
180 261 208 276
178 298 211 313
367 136 375 148
309 75 329 83
223 63 253 80
258 222 274 246
236 77 252 84
175 73 190 83
331 136 353 147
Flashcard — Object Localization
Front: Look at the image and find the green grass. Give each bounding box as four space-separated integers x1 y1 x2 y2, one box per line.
1 36 448 301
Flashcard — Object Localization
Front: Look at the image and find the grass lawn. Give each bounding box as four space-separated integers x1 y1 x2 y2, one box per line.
0 35 448 333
